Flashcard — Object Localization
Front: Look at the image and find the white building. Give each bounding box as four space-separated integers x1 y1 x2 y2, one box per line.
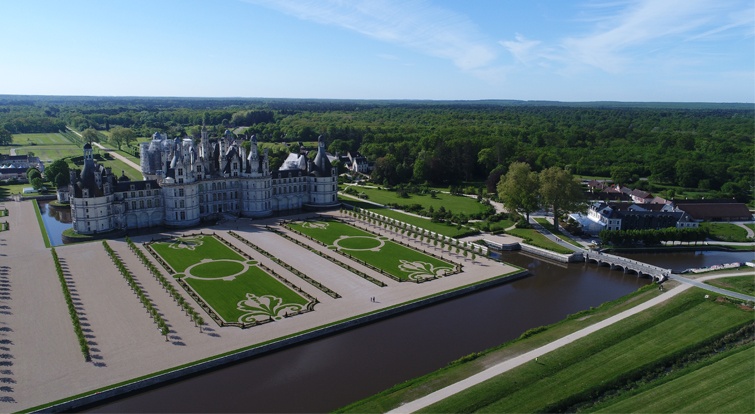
68 130 338 234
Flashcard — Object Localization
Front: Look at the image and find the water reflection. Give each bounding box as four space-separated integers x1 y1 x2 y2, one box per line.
37 200 72 246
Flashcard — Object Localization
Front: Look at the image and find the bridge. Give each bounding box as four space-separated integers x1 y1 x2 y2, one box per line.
583 251 671 282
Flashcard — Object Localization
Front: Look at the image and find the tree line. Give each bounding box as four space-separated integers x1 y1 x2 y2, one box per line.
1 97 751 202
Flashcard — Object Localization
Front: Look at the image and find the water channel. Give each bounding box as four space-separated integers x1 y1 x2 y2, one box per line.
32 206 748 412
37 200 71 246
82 252 656 413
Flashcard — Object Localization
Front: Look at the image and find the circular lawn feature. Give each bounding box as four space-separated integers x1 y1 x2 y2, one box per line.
189 260 246 279
335 236 384 251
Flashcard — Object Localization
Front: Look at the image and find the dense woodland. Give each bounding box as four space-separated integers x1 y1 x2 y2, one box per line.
1 95 752 203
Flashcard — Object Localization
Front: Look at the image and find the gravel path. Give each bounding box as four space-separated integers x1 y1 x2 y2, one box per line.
0 203 521 411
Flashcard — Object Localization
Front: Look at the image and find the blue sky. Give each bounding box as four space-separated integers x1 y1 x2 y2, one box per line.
1 0 753 102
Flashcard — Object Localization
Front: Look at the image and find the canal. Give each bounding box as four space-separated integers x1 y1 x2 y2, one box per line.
85 252 654 413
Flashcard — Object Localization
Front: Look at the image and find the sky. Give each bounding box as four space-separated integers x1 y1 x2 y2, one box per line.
1 0 753 102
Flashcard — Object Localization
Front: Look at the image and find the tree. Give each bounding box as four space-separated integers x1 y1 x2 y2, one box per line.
539 166 584 231
81 128 99 144
46 159 70 188
0 126 12 145
26 167 42 182
31 176 44 190
497 162 540 222
109 126 136 150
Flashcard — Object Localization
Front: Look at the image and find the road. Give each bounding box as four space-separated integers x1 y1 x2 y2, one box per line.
66 126 142 172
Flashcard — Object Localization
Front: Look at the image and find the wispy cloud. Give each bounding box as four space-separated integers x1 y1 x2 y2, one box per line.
500 0 754 73
246 0 497 71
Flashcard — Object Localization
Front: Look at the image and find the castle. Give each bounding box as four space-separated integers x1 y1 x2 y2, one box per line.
67 128 339 234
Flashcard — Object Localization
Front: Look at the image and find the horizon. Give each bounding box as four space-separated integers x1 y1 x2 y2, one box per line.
2 94 752 106
1 1 753 103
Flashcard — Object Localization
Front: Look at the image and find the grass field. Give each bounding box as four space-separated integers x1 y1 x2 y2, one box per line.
416 289 753 413
341 199 476 238
288 219 456 281
150 234 309 323
184 269 308 322
507 226 575 254
534 218 584 248
701 222 752 242
704 274 755 296
150 235 243 272
592 344 754 413
343 185 489 216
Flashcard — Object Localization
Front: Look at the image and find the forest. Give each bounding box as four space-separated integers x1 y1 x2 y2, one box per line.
1 95 752 203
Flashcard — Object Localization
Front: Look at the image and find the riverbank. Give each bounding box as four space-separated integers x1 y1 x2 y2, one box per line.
1 200 525 412
339 270 754 413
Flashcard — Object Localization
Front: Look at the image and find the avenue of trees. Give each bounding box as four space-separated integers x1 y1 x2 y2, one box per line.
1 96 752 203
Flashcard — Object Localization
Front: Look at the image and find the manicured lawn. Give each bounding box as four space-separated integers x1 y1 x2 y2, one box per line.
342 185 489 216
534 217 584 248
185 268 308 323
592 344 754 413
704 274 755 296
341 199 476 238
0 132 82 162
150 235 243 272
701 222 751 242
151 234 309 324
418 289 752 413
289 220 456 281
190 260 246 278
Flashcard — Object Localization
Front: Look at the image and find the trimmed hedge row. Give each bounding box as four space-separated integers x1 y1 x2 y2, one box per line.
125 237 204 331
275 227 387 287
228 230 342 299
101 241 171 340
50 248 90 361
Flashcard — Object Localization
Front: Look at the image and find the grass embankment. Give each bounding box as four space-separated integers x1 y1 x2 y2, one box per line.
419 289 753 413
32 199 51 248
534 217 584 248
506 226 574 254
705 274 755 297
337 286 753 413
701 222 752 242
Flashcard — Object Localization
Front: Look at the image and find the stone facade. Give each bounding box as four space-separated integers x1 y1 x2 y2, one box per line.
68 130 338 234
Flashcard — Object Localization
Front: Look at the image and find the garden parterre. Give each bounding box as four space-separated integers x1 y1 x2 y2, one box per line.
148 234 313 325
286 219 458 282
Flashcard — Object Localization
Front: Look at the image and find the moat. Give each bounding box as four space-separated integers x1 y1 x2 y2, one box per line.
82 249 751 413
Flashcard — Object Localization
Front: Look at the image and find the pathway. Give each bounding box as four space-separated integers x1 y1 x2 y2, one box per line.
734 221 755 238
389 269 755 413
65 126 142 172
